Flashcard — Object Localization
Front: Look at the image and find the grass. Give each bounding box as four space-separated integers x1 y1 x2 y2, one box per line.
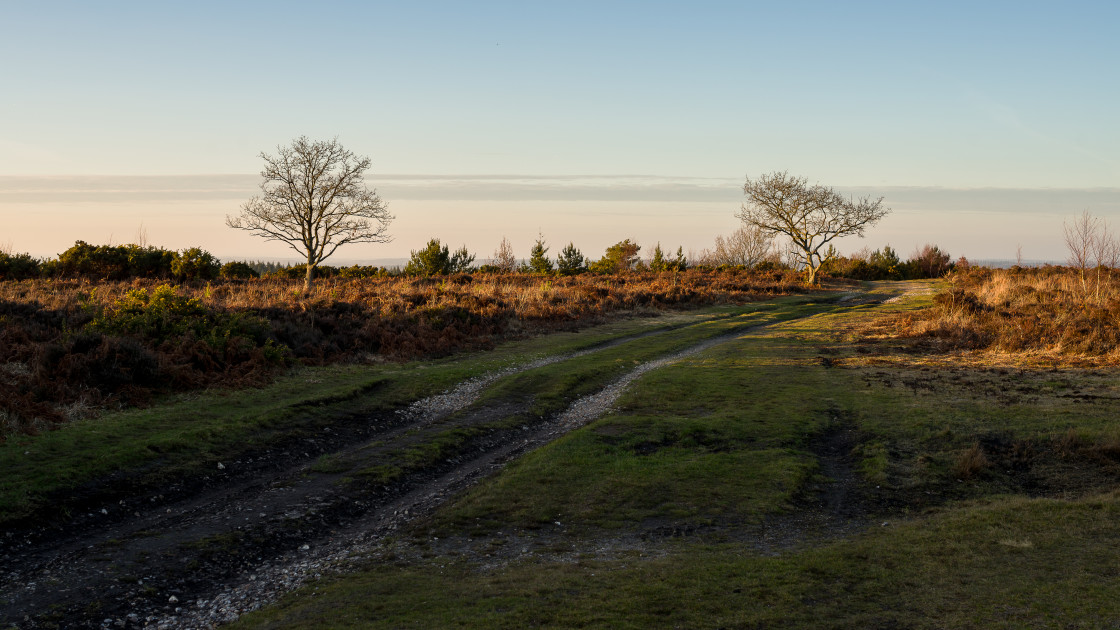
0 269 806 435
0 295 849 527
867 266 1120 361
233 493 1120 629
0 307 732 525
232 280 1120 628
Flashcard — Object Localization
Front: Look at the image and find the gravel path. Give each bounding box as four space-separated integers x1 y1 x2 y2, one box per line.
148 327 753 629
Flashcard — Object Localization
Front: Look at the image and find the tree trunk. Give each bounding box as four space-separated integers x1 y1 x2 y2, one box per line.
304 260 315 292
805 262 819 285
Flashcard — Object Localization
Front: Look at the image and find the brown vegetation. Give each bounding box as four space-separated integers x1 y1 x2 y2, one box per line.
866 266 1120 362
0 269 802 438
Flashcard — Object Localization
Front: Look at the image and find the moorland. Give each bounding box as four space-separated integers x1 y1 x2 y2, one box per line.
2 257 1119 629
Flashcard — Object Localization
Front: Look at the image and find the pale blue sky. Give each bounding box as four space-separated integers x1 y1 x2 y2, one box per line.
2 1 1118 262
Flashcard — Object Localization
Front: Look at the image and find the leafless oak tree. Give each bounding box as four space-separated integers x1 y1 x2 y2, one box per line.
737 171 889 284
227 136 393 290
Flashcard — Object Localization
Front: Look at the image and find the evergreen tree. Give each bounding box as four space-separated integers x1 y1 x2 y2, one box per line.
557 242 586 275
529 233 554 273
649 243 667 271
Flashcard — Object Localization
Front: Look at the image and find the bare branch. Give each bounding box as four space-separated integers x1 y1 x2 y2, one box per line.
736 171 889 284
227 136 394 290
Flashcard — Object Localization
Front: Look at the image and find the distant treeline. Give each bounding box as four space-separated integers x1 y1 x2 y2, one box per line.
0 238 962 282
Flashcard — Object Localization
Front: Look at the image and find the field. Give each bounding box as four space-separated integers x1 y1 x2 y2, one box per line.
0 269 801 438
2 268 1119 628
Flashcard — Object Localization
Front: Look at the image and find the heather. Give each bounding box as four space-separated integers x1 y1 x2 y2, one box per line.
0 269 801 438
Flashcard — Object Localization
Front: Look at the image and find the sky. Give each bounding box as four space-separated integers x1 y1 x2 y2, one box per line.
2 1 1118 264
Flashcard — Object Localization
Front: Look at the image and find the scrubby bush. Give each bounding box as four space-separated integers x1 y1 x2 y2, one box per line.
590 239 641 273
55 241 131 279
49 241 220 280
338 265 390 279
266 264 339 280
904 244 952 279
869 265 1120 359
91 284 273 348
128 246 176 278
220 261 260 279
171 247 220 280
0 252 41 280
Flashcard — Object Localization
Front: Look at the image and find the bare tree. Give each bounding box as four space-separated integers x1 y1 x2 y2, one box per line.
737 171 889 284
1064 210 1099 289
711 225 775 267
1065 210 1119 302
492 236 517 272
227 136 393 290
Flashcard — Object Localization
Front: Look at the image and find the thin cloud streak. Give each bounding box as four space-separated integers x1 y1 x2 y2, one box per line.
2 175 1118 210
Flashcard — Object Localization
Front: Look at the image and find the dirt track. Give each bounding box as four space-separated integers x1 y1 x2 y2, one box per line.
0 293 910 630
3 313 835 629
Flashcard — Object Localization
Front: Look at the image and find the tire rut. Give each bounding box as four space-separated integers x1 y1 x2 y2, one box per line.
0 313 754 629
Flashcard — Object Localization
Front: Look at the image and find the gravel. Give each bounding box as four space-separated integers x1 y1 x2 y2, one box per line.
146 329 745 629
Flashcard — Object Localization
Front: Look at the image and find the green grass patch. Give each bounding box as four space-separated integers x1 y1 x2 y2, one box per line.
233 492 1120 629
1 303 813 526
231 283 1120 627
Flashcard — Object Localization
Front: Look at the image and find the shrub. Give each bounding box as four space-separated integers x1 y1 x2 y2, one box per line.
91 284 271 347
0 252 41 280
595 239 640 273
905 244 952 279
338 265 389 279
172 247 220 280
55 241 129 279
266 264 339 280
52 241 180 279
220 261 260 279
127 246 176 278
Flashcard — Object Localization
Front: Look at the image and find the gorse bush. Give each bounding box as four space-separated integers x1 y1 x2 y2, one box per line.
44 241 222 280
91 285 209 338
220 261 260 280
91 284 273 348
0 251 41 280
171 247 220 280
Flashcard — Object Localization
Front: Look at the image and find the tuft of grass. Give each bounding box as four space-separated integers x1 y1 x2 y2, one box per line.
952 442 990 479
